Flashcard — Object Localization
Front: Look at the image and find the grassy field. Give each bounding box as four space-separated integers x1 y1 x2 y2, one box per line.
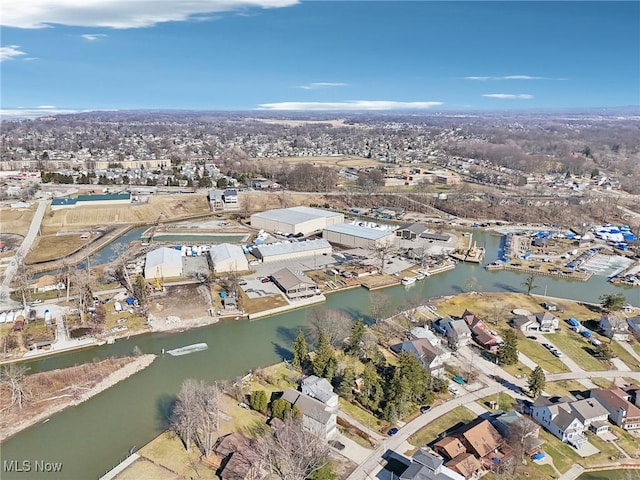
518 338 570 374
241 292 288 314
26 234 88 263
610 425 640 457
545 331 609 371
476 391 518 411
250 154 380 170
408 406 476 447
609 342 640 371
543 379 586 398
501 361 533 378
0 205 36 236
43 195 210 229
338 398 384 433
435 292 543 325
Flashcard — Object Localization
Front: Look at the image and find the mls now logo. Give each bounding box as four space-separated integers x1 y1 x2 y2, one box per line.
4 460 63 473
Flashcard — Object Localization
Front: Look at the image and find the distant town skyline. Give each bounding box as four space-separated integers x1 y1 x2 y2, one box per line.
1 1 639 117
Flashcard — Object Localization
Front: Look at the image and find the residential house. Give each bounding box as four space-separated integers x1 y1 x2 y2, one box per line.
530 397 588 448
390 338 451 377
281 388 337 440
222 188 238 204
445 453 482 479
510 315 539 333
591 387 640 431
410 326 442 347
462 310 500 351
541 301 560 312
399 450 465 480
213 433 262 480
570 398 610 434
396 223 428 240
433 437 467 460
300 375 339 408
626 316 640 338
535 312 560 332
436 317 472 349
461 420 505 461
208 189 224 210
31 275 65 293
600 312 629 340
492 411 542 454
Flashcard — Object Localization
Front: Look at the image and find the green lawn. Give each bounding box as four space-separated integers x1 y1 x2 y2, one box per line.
501 361 533 378
611 425 640 457
408 406 476 447
545 332 608 371
633 343 640 356
338 398 384 433
543 379 586 398
589 377 615 389
609 342 640 370
539 429 582 473
518 338 570 374
476 392 517 411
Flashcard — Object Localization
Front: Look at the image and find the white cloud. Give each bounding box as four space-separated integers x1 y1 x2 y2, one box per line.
81 33 107 40
0 107 80 120
2 0 299 29
482 94 534 100
0 45 27 62
23 57 38 61
258 100 443 111
466 75 563 81
298 82 348 90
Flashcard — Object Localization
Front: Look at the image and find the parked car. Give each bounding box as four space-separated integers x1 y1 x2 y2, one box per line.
542 343 553 350
551 349 564 358
448 385 460 395
388 427 399 436
452 376 466 385
329 440 346 451
260 277 271 283
30 299 43 305
420 406 432 414
526 335 537 340
238 402 249 409
238 280 248 286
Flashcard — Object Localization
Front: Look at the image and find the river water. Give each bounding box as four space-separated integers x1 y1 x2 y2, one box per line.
3 231 638 480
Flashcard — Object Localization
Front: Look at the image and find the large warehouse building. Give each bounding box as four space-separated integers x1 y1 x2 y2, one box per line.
252 239 332 263
323 224 395 249
145 247 183 279
250 207 344 236
209 243 249 273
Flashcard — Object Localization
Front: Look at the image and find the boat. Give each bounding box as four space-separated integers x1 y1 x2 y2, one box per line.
167 343 208 357
416 273 426 281
401 276 416 286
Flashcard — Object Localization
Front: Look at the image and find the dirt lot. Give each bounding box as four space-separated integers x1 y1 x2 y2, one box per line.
241 191 342 214
42 195 211 229
26 233 89 263
250 155 380 170
147 284 213 324
0 205 36 236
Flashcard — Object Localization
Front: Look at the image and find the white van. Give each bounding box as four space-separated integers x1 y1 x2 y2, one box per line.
448 385 460 395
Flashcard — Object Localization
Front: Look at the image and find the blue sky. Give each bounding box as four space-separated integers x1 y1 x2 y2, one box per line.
1 1 639 115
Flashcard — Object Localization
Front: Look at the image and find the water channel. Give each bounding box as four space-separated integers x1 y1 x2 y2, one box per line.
3 231 638 479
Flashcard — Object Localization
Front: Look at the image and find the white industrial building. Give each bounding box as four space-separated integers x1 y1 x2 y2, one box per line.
323 223 396 249
250 207 344 236
144 247 183 279
209 243 249 273
252 239 332 263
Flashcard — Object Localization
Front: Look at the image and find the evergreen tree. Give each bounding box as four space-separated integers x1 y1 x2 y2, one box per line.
498 330 518 366
528 366 546 398
250 389 268 413
357 363 384 412
395 352 430 404
271 398 292 420
291 329 308 371
346 318 366 356
336 367 357 399
312 328 337 380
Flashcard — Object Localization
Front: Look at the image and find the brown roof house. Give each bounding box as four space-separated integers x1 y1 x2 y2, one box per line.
591 387 640 431
213 433 262 480
445 453 482 478
433 436 466 461
461 420 504 460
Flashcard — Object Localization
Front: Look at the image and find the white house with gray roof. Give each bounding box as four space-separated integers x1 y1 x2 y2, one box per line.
281 388 337 440
301 375 339 408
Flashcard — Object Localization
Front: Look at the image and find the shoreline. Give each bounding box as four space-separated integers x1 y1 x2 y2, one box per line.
0 354 156 443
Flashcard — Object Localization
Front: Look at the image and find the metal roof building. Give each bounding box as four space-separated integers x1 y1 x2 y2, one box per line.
271 267 318 299
250 207 344 236
252 239 332 263
144 247 183 279
323 223 395 249
209 243 249 273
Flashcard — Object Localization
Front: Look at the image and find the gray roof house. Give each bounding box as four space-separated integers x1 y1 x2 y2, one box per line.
281 388 337 440
271 268 318 300
440 318 472 349
396 223 428 240
510 314 539 333
534 311 559 332
300 375 339 408
530 396 609 448
399 450 465 480
390 338 451 377
600 313 629 340
626 316 640 337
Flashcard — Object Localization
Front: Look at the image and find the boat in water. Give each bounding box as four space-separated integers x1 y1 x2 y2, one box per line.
416 273 426 281
401 276 416 286
167 343 209 356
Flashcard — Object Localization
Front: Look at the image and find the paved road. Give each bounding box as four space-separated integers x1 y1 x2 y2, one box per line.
0 200 48 307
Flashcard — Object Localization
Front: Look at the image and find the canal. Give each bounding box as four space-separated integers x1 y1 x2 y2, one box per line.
2 231 637 479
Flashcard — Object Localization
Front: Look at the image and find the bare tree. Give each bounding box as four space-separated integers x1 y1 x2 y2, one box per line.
373 240 396 274
507 415 539 474
369 292 392 323
171 379 221 457
0 364 30 411
306 307 352 348
259 416 331 480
